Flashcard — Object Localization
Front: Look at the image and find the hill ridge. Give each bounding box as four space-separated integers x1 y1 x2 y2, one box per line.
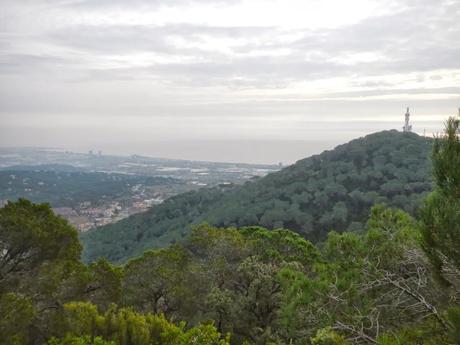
81 130 434 263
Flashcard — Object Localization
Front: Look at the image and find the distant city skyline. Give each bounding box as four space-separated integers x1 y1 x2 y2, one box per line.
1 0 459 163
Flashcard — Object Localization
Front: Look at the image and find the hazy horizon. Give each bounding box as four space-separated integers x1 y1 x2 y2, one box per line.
1 139 343 165
0 127 434 165
1 0 459 163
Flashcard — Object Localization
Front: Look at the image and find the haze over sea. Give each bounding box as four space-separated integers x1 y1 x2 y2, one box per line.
1 0 458 165
68 140 337 165
5 117 443 164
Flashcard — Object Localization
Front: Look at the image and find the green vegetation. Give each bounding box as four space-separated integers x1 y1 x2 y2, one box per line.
419 116 460 343
0 199 230 345
0 202 457 344
420 116 460 283
0 169 181 207
82 130 433 263
2 120 459 344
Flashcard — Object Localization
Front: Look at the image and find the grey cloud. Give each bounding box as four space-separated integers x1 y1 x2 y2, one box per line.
48 25 173 54
3 0 458 88
0 0 458 155
290 0 460 73
47 23 274 55
1 0 241 9
350 80 395 88
77 57 346 88
323 87 460 99
36 23 348 86
0 54 72 75
58 0 242 11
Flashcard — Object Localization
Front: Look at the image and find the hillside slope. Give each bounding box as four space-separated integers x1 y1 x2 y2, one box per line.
81 131 434 263
0 169 181 207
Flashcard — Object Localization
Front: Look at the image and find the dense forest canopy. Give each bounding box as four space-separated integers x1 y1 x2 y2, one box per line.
1 118 459 344
0 169 180 207
81 130 434 263
1 205 459 344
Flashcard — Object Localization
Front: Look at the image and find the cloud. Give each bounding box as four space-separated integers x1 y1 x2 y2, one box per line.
0 0 458 158
10 0 455 88
66 0 241 9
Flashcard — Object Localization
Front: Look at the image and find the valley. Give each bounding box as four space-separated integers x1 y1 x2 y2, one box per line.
81 130 434 263
0 148 280 231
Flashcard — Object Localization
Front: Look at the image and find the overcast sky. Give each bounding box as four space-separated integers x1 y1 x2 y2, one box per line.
0 0 459 163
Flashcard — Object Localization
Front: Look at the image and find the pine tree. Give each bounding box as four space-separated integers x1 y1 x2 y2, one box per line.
420 114 460 284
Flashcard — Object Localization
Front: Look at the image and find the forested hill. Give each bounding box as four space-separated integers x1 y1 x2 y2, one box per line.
81 130 434 263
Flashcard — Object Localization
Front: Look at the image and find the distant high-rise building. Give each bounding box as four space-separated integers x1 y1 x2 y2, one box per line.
403 107 412 132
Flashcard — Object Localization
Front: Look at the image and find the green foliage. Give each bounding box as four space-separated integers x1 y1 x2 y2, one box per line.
56 301 230 345
277 266 323 340
0 200 125 345
0 293 36 345
420 116 460 285
377 318 450 345
446 307 460 343
277 205 452 344
85 258 123 310
181 324 231 345
110 212 452 344
115 224 322 343
48 336 115 345
240 226 320 265
122 245 193 316
0 198 81 293
431 117 460 196
311 328 349 345
0 170 180 208
82 131 433 263
2 138 459 345
0 199 86 345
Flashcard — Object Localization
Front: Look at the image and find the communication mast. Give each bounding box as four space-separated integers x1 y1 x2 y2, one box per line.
402 107 412 132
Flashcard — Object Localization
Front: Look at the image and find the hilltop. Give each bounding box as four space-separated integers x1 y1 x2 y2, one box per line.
81 130 434 263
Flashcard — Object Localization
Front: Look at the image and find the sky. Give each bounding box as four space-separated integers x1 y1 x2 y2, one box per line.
0 0 459 164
